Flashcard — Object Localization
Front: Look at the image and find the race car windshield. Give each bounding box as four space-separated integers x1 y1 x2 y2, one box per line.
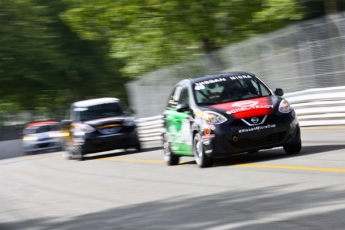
193 75 272 105
77 102 125 121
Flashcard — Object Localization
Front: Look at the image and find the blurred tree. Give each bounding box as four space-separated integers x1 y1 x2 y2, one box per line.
62 0 303 77
0 0 127 112
324 0 339 14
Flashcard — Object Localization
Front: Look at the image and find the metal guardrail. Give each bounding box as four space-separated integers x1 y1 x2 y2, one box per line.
135 86 345 142
285 86 345 126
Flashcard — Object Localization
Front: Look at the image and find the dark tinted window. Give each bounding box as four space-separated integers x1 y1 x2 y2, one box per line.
178 87 189 104
193 75 272 105
24 125 56 134
77 102 124 121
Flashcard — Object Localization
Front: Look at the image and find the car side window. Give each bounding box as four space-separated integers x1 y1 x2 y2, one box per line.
36 125 51 133
178 87 189 105
168 86 182 108
248 79 270 96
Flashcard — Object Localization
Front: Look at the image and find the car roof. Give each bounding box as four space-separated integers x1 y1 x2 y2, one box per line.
189 71 255 84
73 97 120 107
25 121 59 128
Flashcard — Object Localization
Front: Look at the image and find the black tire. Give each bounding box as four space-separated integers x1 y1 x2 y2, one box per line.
135 139 142 152
193 133 214 168
283 141 302 154
65 144 84 161
23 150 33 155
162 133 179 166
62 142 73 160
248 150 259 154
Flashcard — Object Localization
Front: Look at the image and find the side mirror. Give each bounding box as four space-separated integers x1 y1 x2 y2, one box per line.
176 103 190 112
274 88 284 96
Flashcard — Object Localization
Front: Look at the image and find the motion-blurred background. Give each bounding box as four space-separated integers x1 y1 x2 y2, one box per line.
1 0 345 141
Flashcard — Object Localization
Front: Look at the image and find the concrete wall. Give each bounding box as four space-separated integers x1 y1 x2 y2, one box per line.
0 140 23 160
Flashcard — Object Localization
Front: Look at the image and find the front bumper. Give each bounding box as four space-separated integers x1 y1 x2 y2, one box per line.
202 117 300 157
72 131 140 154
22 138 63 153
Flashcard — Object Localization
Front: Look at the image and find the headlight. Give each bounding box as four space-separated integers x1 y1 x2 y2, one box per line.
279 99 293 113
71 123 95 135
23 136 38 141
122 118 136 126
49 132 68 137
202 111 227 124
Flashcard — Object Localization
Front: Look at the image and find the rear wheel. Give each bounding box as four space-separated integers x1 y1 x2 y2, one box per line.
193 133 214 168
283 141 302 154
135 138 142 152
162 133 179 166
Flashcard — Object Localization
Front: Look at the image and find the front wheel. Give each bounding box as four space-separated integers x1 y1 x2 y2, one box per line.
64 142 83 161
135 138 142 152
162 133 179 166
283 141 302 154
193 133 214 168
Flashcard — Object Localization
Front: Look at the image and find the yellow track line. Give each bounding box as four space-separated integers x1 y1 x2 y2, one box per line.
98 158 345 173
36 155 345 173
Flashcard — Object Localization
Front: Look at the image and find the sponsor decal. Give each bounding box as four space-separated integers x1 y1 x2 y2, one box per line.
226 104 273 115
229 75 253 80
194 109 203 117
202 134 215 140
212 97 274 119
232 100 258 107
239 124 276 133
168 119 191 145
194 78 227 90
202 124 215 131
74 107 88 111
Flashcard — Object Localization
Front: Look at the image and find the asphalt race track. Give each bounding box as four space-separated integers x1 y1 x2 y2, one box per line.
1 127 345 230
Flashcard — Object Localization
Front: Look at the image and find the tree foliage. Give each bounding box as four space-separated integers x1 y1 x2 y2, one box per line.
0 0 127 111
62 0 303 77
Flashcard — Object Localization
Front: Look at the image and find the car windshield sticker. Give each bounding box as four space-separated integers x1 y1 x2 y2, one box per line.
194 78 226 90
229 75 253 80
74 107 88 111
239 124 276 133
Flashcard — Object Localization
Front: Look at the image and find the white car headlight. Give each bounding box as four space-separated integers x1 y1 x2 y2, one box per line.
279 99 293 113
49 132 68 138
23 136 38 141
202 111 227 124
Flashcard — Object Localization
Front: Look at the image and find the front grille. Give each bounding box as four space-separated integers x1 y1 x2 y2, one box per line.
38 143 51 148
98 126 121 135
232 131 286 149
230 114 279 126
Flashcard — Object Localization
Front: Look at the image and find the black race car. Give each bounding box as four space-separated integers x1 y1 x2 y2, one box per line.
61 97 141 160
162 71 301 168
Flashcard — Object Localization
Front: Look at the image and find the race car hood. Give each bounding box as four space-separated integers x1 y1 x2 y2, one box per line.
208 96 278 119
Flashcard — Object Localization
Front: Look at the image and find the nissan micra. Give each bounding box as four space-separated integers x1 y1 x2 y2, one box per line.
162 72 301 168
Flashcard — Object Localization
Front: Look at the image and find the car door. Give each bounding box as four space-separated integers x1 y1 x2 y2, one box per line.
164 84 193 156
